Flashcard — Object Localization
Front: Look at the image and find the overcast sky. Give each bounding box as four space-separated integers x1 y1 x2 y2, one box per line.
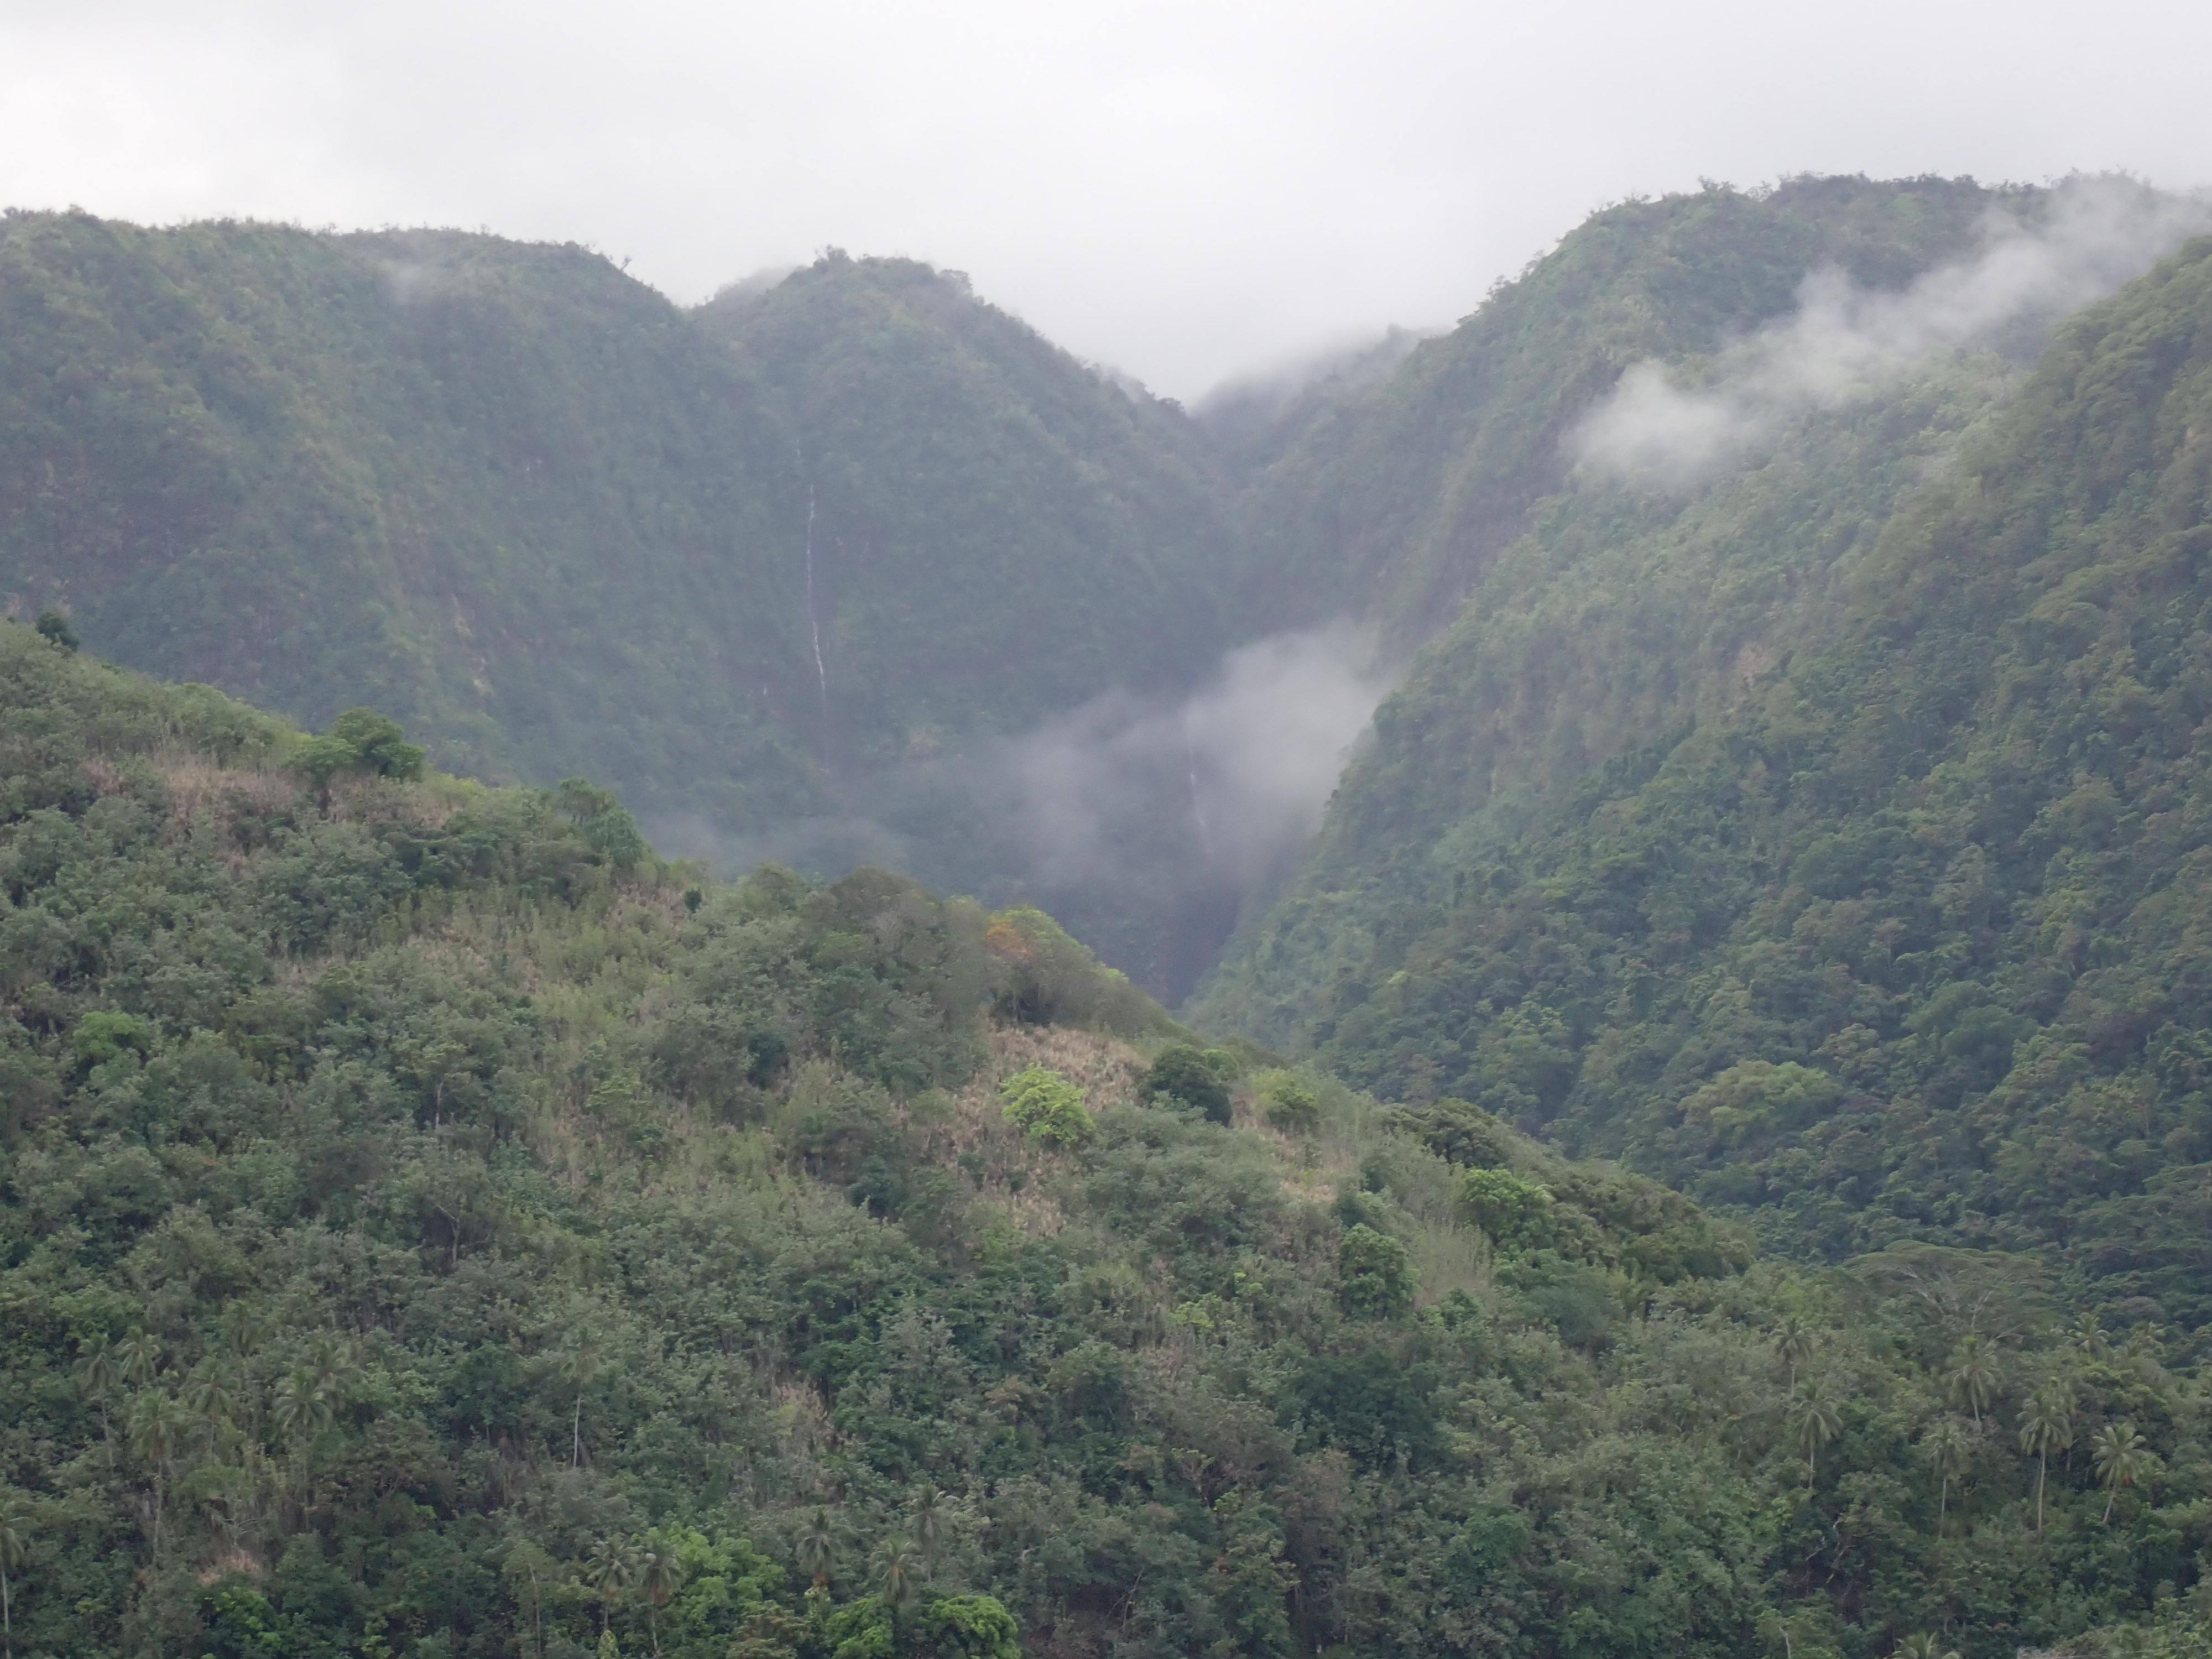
2 0 2208 398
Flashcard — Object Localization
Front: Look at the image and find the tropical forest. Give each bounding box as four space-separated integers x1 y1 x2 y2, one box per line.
3 173 2212 1659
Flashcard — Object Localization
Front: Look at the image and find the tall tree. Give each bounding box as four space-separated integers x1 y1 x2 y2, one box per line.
562 1344 602 1469
1945 1339 1999 1430
0 1509 25 1659
1773 1317 1817 1388
1792 1383 1841 1483
269 1367 333 1507
797 1509 837 1594
126 1391 185 1558
2091 1422 2154 1524
2018 1386 2074 1532
913 1489 950 1572
638 1540 681 1657
73 1339 118 1467
1923 1419 1971 1530
879 1540 924 1616
585 1534 638 1638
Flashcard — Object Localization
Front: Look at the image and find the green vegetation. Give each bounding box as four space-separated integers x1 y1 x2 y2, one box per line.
0 212 818 829
701 254 1235 761
0 219 1235 996
1201 229 2212 1337
6 627 2209 1657
997 1067 1093 1148
13 174 2212 1658
1137 1044 1239 1124
1227 175 2022 640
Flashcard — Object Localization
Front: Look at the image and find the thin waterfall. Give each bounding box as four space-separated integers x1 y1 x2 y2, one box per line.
1186 731 1213 859
802 482 828 721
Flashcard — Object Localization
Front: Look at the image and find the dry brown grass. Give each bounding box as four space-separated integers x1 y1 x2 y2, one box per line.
899 1024 1152 1238
75 751 132 797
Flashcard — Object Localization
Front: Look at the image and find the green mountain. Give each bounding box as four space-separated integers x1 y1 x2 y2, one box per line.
1194 218 2212 1336
3 624 2205 1659
8 183 2137 1013
694 254 1250 999
1226 175 2022 640
0 214 818 826
0 220 1237 942
700 253 1237 765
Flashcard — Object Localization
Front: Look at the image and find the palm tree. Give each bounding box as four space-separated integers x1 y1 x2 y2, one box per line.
2017 1385 2073 1532
2091 1421 2153 1523
878 1540 924 1617
1944 1337 1999 1429
307 1333 356 1395
2071 1311 2109 1358
1897 1635 1960 1659
1772 1316 1818 1387
796 1507 836 1594
0 1510 26 1659
221 1308 268 1362
1923 1418 1971 1530
184 1366 239 1453
2122 1322 2165 1362
912 1489 950 1572
638 1540 682 1657
585 1533 638 1637
220 1310 268 1437
561 1344 601 1469
270 1366 333 1507
116 1329 160 1391
1791 1381 1841 1483
74 1337 119 1466
127 1390 185 1558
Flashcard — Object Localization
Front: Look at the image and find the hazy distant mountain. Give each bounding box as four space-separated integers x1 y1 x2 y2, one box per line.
0 218 1235 863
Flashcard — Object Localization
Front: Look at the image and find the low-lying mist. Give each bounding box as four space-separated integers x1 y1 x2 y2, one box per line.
653 623 1394 1004
1572 176 2212 486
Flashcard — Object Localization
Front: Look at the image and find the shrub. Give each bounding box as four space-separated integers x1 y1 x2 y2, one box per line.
984 905 1167 1035
1458 1167 1557 1252
1259 1072 1322 1135
1339 1223 1416 1318
1140 1044 1238 1124
1387 1097 1513 1167
914 1595 1021 1659
1679 1060 1843 1147
290 707 425 790
1000 1065 1094 1147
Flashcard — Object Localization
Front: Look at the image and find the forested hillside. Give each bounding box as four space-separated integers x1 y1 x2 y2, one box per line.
0 216 1233 911
3 624 2207 1659
1225 175 2018 639
0 215 819 824
8 180 2189 1010
1197 225 2212 1337
700 254 1235 764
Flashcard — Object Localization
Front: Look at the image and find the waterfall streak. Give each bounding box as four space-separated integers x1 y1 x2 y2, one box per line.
802 484 827 717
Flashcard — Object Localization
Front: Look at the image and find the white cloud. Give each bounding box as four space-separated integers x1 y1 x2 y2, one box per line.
1572 177 2212 484
3 0 2211 395
1006 622 1392 885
